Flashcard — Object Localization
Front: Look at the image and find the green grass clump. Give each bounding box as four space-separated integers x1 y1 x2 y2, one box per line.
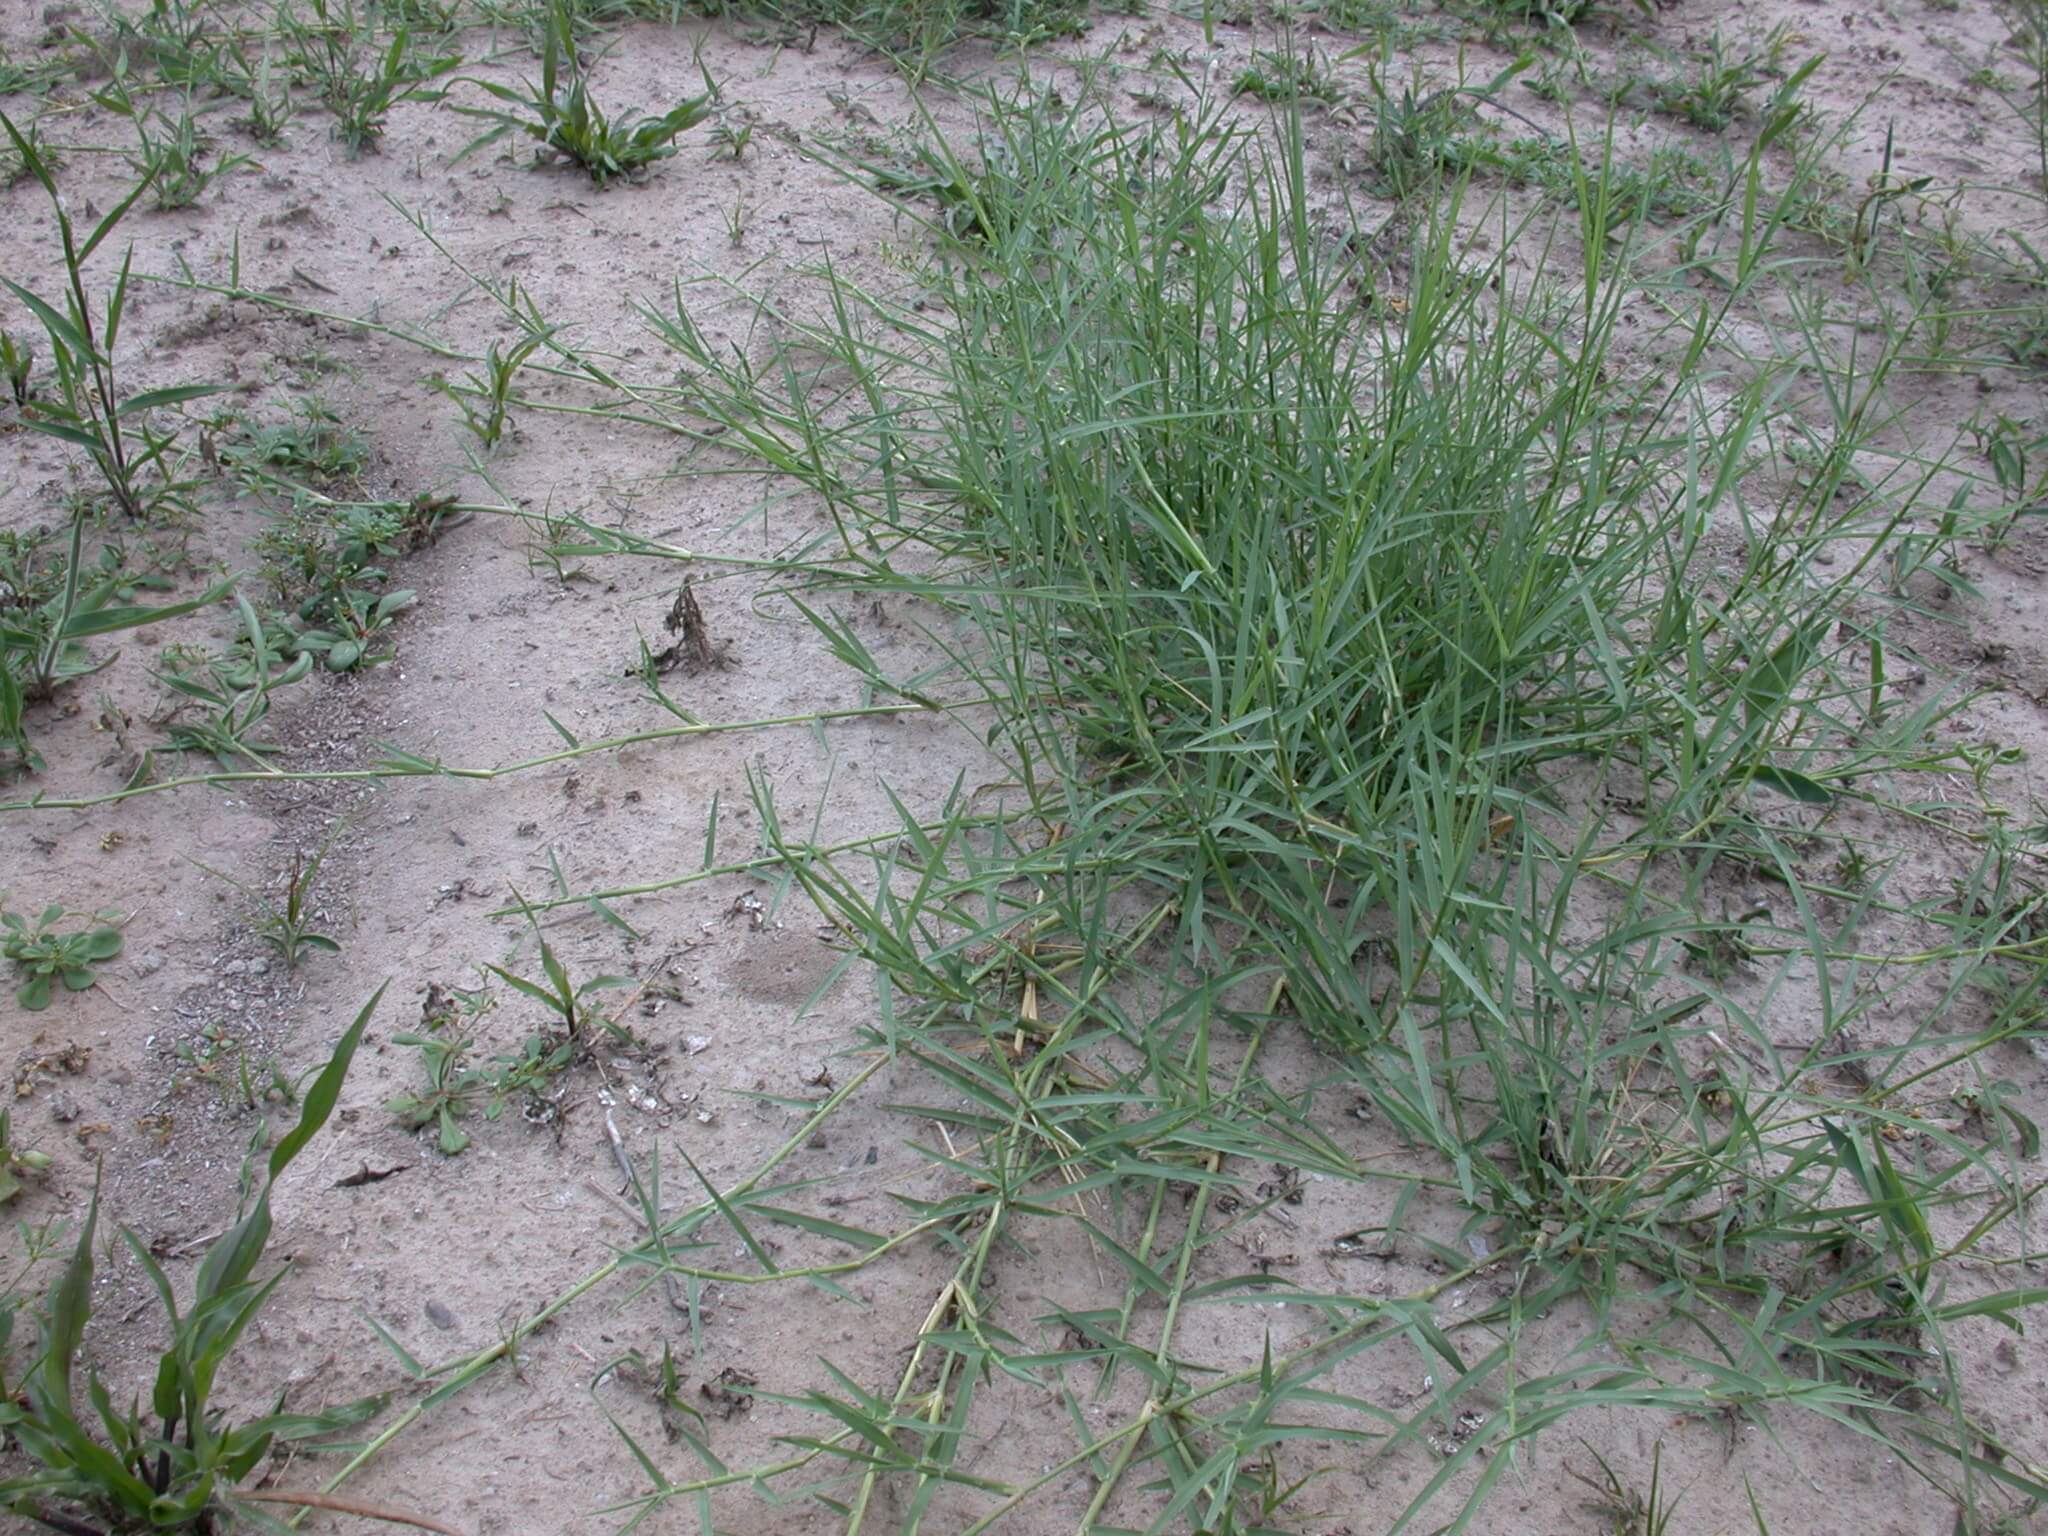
0 992 414 1535
626 76 2043 1531
453 3 713 187
274 0 459 154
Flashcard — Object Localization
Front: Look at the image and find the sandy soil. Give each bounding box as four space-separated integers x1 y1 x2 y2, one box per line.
3 1 2047 1533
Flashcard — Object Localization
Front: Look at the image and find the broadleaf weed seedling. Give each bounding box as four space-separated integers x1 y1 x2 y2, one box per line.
0 898 124 1010
223 395 369 488
153 640 313 769
1 531 233 773
1966 410 2048 551
389 978 573 1154
388 1027 576 1155
287 585 415 671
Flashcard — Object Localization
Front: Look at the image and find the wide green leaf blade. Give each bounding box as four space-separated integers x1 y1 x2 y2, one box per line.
116 382 224 417
270 982 384 1180
60 577 237 640
32 1173 99 1421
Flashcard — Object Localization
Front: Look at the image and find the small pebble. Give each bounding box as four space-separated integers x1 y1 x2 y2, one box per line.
425 1300 458 1330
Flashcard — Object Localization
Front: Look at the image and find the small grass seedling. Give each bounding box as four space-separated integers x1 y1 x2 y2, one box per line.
452 2 715 187
1991 0 2048 188
487 903 633 1042
709 113 754 160
722 185 750 245
0 110 60 186
1652 28 1788 133
519 492 591 582
436 328 550 449
275 0 458 154
0 1110 53 1205
95 69 254 210
1234 44 1344 106
1566 1441 1677 1535
0 899 124 1010
256 840 343 970
220 39 296 147
1 328 31 406
1357 57 1526 199
194 825 344 973
174 1022 301 1113
0 992 448 1536
1 111 225 523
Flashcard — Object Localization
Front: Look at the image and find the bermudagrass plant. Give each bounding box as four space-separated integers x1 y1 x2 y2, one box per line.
451 2 714 188
0 900 124 1010
627 72 2041 1533
0 989 443 1536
